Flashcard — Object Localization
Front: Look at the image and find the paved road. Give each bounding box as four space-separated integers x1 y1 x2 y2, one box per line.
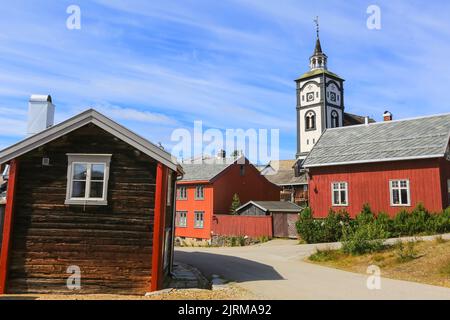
175 239 450 300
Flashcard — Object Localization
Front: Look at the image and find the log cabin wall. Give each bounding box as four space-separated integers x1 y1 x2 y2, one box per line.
8 124 158 294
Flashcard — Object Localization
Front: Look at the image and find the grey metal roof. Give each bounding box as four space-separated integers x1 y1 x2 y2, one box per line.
237 201 304 213
265 170 307 186
0 109 183 173
303 113 450 168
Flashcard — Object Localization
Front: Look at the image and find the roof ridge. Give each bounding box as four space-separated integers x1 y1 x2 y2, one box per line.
327 112 450 132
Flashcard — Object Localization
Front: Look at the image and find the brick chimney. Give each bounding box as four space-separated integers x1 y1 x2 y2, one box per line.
383 111 393 122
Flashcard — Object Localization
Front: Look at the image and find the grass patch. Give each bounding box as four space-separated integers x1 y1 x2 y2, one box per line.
309 248 343 262
395 240 420 263
440 260 450 275
307 239 450 288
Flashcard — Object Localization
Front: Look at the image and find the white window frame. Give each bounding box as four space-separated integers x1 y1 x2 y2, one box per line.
65 154 112 206
176 211 188 228
389 179 411 207
194 211 204 229
195 186 204 200
331 182 348 206
177 186 187 200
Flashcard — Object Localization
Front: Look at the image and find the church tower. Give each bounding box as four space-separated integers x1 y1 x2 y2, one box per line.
296 18 345 159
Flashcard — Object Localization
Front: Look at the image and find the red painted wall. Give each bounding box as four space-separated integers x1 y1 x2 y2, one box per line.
309 158 444 218
175 161 280 239
175 184 213 239
211 215 273 238
212 162 280 214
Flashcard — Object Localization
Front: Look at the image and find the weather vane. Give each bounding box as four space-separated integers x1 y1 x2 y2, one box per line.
314 16 320 38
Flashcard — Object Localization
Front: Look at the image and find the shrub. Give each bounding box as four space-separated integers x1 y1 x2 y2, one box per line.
342 222 388 255
375 212 393 237
391 209 411 236
296 207 322 244
355 203 376 226
296 208 350 244
395 240 419 263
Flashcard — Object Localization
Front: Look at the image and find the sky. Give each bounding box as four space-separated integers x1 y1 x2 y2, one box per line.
1 0 450 161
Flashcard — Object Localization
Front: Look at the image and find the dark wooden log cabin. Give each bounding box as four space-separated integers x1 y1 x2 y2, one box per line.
0 109 182 295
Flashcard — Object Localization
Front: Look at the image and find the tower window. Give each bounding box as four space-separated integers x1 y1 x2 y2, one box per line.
305 111 316 131
331 110 339 128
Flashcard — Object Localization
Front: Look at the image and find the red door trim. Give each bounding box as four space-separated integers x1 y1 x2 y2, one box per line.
0 159 19 294
150 162 167 292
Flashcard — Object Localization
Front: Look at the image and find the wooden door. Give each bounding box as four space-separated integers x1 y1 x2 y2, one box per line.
272 213 286 238
286 213 299 239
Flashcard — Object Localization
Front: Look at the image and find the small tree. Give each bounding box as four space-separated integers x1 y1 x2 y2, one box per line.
230 193 241 214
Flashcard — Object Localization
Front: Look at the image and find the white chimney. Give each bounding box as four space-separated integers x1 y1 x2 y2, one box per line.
27 95 55 136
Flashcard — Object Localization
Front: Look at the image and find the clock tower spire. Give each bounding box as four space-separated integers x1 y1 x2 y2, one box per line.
295 18 345 159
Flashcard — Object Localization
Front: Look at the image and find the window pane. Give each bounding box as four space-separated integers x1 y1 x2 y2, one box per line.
340 190 346 204
400 189 408 204
73 164 87 180
91 164 105 180
392 181 399 188
393 189 400 204
333 191 339 205
340 183 346 189
90 181 104 198
72 181 86 198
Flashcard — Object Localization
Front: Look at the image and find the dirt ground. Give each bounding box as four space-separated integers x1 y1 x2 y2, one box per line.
0 283 257 300
308 238 450 288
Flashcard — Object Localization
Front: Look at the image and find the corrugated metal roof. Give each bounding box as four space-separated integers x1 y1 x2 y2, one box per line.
303 113 450 168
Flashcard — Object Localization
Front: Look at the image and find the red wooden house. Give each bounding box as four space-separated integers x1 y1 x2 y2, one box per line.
302 113 450 218
175 157 280 240
0 97 182 294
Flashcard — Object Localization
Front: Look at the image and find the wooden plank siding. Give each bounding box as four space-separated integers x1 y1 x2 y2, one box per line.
211 215 272 238
6 124 159 294
308 158 445 218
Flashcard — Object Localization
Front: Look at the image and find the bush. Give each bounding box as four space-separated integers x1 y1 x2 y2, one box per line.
395 240 419 263
296 208 350 244
375 212 393 237
355 204 376 226
342 222 388 255
297 204 450 246
296 208 323 244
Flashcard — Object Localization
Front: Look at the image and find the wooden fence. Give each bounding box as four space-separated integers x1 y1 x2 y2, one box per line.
211 214 273 238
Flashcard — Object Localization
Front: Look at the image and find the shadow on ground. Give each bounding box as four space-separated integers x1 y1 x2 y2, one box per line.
175 251 284 282
0 296 38 300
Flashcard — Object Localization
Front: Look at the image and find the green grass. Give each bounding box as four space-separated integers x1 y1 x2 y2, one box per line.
309 248 342 262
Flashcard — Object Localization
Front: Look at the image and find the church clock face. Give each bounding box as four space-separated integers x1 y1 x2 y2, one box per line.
330 92 336 102
307 92 315 102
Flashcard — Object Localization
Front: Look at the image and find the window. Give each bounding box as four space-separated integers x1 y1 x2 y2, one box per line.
65 154 111 205
194 211 204 229
305 111 316 131
332 182 348 206
177 186 187 200
176 211 187 227
331 110 339 128
195 186 204 200
240 165 245 176
390 180 410 206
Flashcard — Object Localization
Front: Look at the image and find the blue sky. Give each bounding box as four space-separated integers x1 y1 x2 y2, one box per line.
1 0 450 160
